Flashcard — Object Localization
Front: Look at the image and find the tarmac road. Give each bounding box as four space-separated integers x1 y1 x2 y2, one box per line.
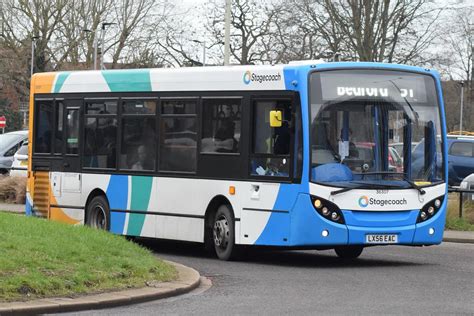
61 241 474 315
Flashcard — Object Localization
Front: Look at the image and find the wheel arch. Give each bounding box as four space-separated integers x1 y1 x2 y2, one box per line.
84 188 108 223
204 195 234 244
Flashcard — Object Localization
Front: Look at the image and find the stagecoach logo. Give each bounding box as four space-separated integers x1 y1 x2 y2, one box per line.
243 70 282 85
359 196 369 207
358 195 408 208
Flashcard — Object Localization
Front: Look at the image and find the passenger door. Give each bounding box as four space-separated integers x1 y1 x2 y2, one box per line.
240 95 299 245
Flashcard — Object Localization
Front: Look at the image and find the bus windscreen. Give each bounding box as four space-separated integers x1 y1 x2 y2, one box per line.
309 69 443 187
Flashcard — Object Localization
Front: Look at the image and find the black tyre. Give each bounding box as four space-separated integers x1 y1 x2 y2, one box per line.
212 204 237 261
86 195 110 230
334 246 363 259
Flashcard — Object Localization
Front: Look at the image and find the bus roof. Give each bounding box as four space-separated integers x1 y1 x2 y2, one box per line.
31 61 437 94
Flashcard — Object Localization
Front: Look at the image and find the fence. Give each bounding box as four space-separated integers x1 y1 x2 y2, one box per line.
448 187 474 218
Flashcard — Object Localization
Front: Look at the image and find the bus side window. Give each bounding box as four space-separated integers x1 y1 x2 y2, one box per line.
159 99 197 173
84 99 118 169
201 98 241 154
120 99 157 171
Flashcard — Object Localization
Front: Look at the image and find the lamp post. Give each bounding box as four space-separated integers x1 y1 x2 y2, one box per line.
83 29 98 70
459 81 465 135
30 36 39 77
100 22 116 70
224 0 231 65
192 40 206 66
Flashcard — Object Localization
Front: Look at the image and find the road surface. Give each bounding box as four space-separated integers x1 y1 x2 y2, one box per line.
63 241 474 315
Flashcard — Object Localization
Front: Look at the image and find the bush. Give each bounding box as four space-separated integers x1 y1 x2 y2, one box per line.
0 176 27 204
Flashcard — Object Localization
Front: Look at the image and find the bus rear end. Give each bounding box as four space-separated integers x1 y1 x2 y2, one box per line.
301 65 446 257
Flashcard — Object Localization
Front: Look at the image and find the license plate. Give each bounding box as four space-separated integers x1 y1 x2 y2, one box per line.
365 234 398 244
20 161 28 166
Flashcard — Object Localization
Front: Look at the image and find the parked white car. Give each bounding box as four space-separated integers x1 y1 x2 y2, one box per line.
459 173 474 200
0 130 28 174
10 141 28 177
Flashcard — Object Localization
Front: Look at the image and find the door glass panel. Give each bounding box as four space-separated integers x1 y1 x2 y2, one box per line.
54 101 64 154
35 100 53 153
250 99 292 177
66 109 79 155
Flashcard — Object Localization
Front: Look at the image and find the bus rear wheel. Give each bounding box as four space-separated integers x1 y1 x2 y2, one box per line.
334 246 363 259
213 205 236 261
86 195 110 230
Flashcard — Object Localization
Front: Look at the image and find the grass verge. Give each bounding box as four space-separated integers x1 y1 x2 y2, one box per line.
446 193 474 231
0 213 176 302
445 217 474 231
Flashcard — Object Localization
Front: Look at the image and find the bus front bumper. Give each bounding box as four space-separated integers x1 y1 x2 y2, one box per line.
280 194 446 247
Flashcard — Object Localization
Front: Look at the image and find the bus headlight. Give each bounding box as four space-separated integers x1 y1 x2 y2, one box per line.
417 196 445 223
322 207 330 216
310 196 345 224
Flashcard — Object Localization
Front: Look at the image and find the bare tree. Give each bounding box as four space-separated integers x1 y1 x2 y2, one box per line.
107 0 156 68
270 0 346 63
281 0 443 63
430 3 473 132
206 0 278 65
1 0 68 72
53 0 113 70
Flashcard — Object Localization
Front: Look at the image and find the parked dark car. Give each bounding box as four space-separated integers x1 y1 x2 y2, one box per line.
412 136 474 186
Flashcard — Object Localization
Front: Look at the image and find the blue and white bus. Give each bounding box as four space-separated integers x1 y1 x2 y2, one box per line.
27 61 447 260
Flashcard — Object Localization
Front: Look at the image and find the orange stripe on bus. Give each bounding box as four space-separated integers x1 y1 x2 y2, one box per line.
49 192 80 225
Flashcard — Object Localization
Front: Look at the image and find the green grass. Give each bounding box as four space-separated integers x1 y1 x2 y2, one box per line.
0 213 176 302
446 193 474 231
445 216 474 231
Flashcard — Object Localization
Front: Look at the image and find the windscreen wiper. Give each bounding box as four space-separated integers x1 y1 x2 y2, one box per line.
401 176 426 195
388 79 419 121
354 171 426 195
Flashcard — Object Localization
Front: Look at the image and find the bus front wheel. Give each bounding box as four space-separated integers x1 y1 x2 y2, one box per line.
86 195 110 230
334 246 363 259
213 205 236 261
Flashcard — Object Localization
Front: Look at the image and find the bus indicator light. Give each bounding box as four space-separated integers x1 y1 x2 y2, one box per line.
322 230 329 237
229 186 235 195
